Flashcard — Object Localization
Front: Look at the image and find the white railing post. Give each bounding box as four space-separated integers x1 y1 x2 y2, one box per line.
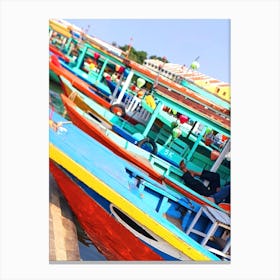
210 139 231 172
114 69 135 105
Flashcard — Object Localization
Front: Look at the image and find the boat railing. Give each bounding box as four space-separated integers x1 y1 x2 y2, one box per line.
115 92 151 124
133 172 231 260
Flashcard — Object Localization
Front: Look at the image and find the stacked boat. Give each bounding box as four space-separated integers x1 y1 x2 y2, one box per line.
49 19 231 261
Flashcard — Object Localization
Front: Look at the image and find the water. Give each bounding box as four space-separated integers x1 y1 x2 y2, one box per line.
49 79 106 261
73 215 107 261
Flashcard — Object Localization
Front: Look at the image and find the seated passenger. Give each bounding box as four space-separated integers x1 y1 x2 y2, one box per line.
179 160 221 196
207 183 230 204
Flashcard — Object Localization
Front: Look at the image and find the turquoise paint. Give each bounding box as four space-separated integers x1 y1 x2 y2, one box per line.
186 126 207 161
50 110 222 260
181 80 230 110
65 38 73 56
142 101 163 137
96 58 109 83
60 76 230 183
75 45 88 70
153 92 230 137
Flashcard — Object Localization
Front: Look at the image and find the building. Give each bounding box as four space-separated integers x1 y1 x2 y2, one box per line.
143 59 230 102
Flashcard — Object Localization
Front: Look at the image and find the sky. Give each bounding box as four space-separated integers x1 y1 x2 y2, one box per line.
65 19 230 83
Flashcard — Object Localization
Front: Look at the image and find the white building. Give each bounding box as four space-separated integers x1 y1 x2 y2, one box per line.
143 59 230 101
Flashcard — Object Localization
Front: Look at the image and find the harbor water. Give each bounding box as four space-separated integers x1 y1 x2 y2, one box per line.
49 79 106 261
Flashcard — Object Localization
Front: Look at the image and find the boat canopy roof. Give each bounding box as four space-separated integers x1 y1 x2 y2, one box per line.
49 20 72 38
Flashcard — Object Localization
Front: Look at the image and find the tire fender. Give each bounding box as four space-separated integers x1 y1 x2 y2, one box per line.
137 138 158 154
109 104 126 117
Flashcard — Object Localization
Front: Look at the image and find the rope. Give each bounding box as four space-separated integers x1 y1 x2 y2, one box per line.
49 120 72 132
62 90 77 117
68 90 77 101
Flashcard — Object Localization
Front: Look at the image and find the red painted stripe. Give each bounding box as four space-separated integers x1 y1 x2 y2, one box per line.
50 60 110 109
50 160 163 261
61 94 162 183
49 45 70 63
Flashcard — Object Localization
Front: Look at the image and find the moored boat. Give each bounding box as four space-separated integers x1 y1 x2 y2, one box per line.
49 19 230 119
49 110 231 261
60 93 229 213
59 75 231 186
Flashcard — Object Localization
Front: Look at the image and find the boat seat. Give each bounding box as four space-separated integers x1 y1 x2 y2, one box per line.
153 126 189 166
154 126 172 146
149 156 172 175
186 205 231 260
169 138 189 156
147 130 158 141
156 149 183 168
112 124 138 145
164 165 184 182
191 152 212 170
134 123 146 133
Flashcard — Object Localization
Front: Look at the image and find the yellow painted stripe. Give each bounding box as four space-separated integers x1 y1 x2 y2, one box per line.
49 143 212 261
50 22 72 38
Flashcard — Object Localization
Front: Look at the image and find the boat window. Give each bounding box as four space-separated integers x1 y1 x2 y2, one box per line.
112 206 157 241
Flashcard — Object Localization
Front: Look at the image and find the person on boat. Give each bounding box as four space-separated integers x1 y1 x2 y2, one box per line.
207 183 230 204
204 128 214 146
179 160 221 196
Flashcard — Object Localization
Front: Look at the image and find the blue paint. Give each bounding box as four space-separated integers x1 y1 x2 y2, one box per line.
50 111 224 261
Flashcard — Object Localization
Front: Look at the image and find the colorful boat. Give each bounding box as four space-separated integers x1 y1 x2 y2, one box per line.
59 75 230 186
49 19 230 119
60 93 230 213
49 18 230 105
49 47 230 133
49 110 231 261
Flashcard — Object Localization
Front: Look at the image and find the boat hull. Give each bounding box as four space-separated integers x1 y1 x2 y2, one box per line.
50 160 190 261
49 56 111 109
49 110 226 261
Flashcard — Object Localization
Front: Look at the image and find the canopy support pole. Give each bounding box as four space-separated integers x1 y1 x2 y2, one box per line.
210 139 231 173
142 101 163 137
186 126 207 162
